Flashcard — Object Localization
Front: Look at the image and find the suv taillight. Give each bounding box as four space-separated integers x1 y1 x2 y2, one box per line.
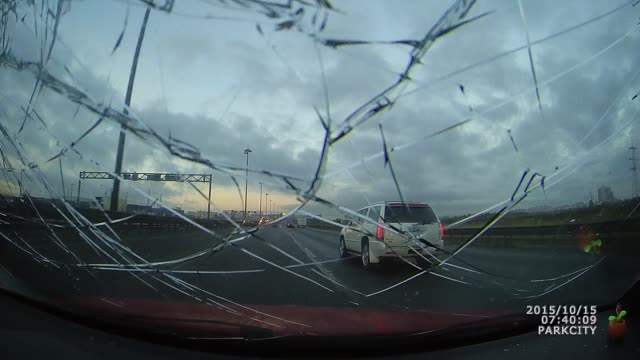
376 225 385 240
439 223 444 238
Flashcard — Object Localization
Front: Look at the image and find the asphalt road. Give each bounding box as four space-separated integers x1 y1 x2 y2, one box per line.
1 225 638 314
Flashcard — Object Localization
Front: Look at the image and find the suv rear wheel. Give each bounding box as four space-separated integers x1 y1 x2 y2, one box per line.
361 239 371 268
339 236 348 258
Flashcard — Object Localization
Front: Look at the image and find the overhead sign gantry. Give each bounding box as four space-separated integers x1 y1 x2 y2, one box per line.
78 171 213 219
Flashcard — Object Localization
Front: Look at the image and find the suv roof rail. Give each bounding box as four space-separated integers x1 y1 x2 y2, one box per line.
386 201 430 207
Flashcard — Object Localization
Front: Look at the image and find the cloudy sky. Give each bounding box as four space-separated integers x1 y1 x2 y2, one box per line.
2 0 640 218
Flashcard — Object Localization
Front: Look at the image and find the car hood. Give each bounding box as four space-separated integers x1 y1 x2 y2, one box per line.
58 296 511 337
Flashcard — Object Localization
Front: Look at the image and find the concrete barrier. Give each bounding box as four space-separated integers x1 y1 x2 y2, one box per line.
307 223 342 232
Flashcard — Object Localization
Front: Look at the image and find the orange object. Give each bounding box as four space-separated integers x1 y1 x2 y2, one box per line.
608 319 626 340
575 225 593 251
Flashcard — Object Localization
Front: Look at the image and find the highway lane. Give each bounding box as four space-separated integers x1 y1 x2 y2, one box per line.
249 227 637 310
1 226 638 314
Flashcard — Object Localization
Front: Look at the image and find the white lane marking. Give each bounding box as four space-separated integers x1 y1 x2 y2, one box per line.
286 256 355 268
428 271 471 285
238 248 335 293
407 327 446 336
529 257 606 282
100 298 124 308
443 262 482 274
284 230 349 295
366 270 428 297
169 269 264 274
311 269 367 297
450 313 490 318
366 269 471 298
0 264 13 277
90 267 265 274
521 258 605 300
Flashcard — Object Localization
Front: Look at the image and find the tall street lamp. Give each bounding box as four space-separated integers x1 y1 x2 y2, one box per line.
265 193 269 217
111 7 151 212
259 182 263 219
19 169 24 197
243 147 252 220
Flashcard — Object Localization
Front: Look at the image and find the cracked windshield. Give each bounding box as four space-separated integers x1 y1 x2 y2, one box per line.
1 0 640 340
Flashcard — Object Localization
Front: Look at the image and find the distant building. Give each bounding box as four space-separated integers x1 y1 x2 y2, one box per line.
223 210 241 220
597 186 615 203
150 207 184 217
246 211 260 221
524 205 552 213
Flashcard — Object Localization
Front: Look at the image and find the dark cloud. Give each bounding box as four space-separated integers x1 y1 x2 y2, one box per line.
2 0 640 220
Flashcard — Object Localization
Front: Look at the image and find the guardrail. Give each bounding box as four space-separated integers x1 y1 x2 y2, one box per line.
307 220 640 251
442 220 640 250
444 220 640 237
4 201 640 241
0 205 225 231
308 220 640 236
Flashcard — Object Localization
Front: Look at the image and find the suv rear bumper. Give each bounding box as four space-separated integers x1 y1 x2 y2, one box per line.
368 239 443 263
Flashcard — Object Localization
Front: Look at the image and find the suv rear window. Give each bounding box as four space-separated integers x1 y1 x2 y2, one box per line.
384 205 438 224
368 206 382 221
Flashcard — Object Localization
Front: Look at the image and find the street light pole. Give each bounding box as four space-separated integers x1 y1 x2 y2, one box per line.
76 179 81 206
265 193 269 218
18 169 23 197
243 147 252 220
207 174 212 219
259 182 263 219
110 7 151 212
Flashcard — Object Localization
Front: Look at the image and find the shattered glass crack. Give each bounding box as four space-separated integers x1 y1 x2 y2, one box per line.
0 0 639 339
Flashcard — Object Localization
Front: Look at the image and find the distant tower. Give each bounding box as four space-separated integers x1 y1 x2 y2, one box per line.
631 139 639 198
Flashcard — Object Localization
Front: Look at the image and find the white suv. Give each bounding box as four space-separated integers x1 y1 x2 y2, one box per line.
339 201 444 268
